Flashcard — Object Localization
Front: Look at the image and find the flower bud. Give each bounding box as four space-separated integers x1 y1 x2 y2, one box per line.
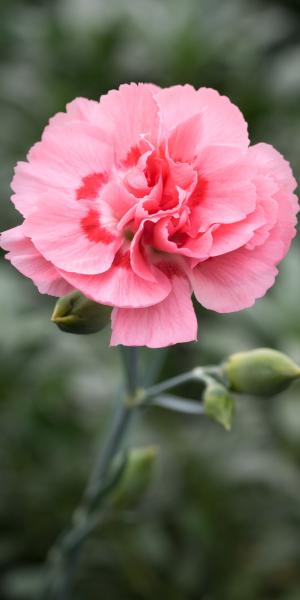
223 348 300 397
110 446 157 510
203 382 234 430
51 291 111 335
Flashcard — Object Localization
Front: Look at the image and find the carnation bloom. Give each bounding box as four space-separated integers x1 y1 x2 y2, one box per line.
1 84 298 347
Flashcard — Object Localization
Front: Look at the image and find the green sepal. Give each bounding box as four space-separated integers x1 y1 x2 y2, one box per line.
204 382 235 431
109 446 157 510
51 291 111 335
223 348 300 397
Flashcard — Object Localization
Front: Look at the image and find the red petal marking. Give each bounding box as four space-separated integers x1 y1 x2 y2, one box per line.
122 145 141 168
76 172 108 200
81 209 116 243
145 153 161 187
144 187 178 215
160 191 178 210
144 151 179 214
188 177 208 208
170 230 189 247
143 196 160 214
142 221 155 245
156 261 183 278
113 250 131 269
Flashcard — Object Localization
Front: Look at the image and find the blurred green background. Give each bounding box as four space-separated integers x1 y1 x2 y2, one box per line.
1 0 300 598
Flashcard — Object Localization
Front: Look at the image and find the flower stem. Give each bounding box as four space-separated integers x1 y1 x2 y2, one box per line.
41 347 139 600
119 345 139 395
151 394 205 414
143 366 213 402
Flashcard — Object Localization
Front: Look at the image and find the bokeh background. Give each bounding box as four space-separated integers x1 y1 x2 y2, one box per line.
1 0 300 598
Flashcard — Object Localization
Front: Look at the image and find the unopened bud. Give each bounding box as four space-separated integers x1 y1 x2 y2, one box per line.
223 348 300 397
51 291 111 335
110 446 157 510
204 382 234 431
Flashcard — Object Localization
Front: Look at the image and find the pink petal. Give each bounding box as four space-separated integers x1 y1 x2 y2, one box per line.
24 192 122 275
248 143 298 258
270 193 299 261
12 121 113 217
101 181 138 222
189 144 298 313
196 87 249 149
189 245 279 313
134 177 164 221
152 218 213 259
245 175 278 250
155 85 205 134
58 250 172 308
111 271 197 347
195 143 247 175
30 120 113 176
130 223 158 283
156 86 249 151
50 97 104 127
189 160 257 233
209 206 266 257
99 83 159 163
249 143 297 194
1 226 73 296
167 113 203 163
168 159 197 193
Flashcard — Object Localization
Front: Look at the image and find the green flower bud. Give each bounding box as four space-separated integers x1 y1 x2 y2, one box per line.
204 382 234 431
110 446 157 510
223 348 300 397
51 291 111 335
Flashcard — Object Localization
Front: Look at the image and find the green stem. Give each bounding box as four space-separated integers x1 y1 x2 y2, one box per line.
143 366 212 402
151 394 205 414
119 346 139 395
82 403 133 512
40 352 220 599
41 347 139 600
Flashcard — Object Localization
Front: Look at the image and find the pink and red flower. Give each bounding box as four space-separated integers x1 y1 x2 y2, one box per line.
1 84 298 347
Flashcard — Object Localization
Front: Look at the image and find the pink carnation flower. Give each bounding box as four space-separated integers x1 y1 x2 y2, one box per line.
1 84 298 347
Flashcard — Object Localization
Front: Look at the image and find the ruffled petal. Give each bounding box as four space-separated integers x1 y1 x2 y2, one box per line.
24 191 122 275
111 270 197 347
1 225 73 296
167 113 203 163
189 245 279 313
99 83 160 162
189 159 257 233
58 250 172 308
209 206 266 257
196 87 249 149
189 143 298 313
12 121 113 217
155 84 205 134
156 86 249 151
49 97 105 128
152 218 213 259
247 143 298 259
